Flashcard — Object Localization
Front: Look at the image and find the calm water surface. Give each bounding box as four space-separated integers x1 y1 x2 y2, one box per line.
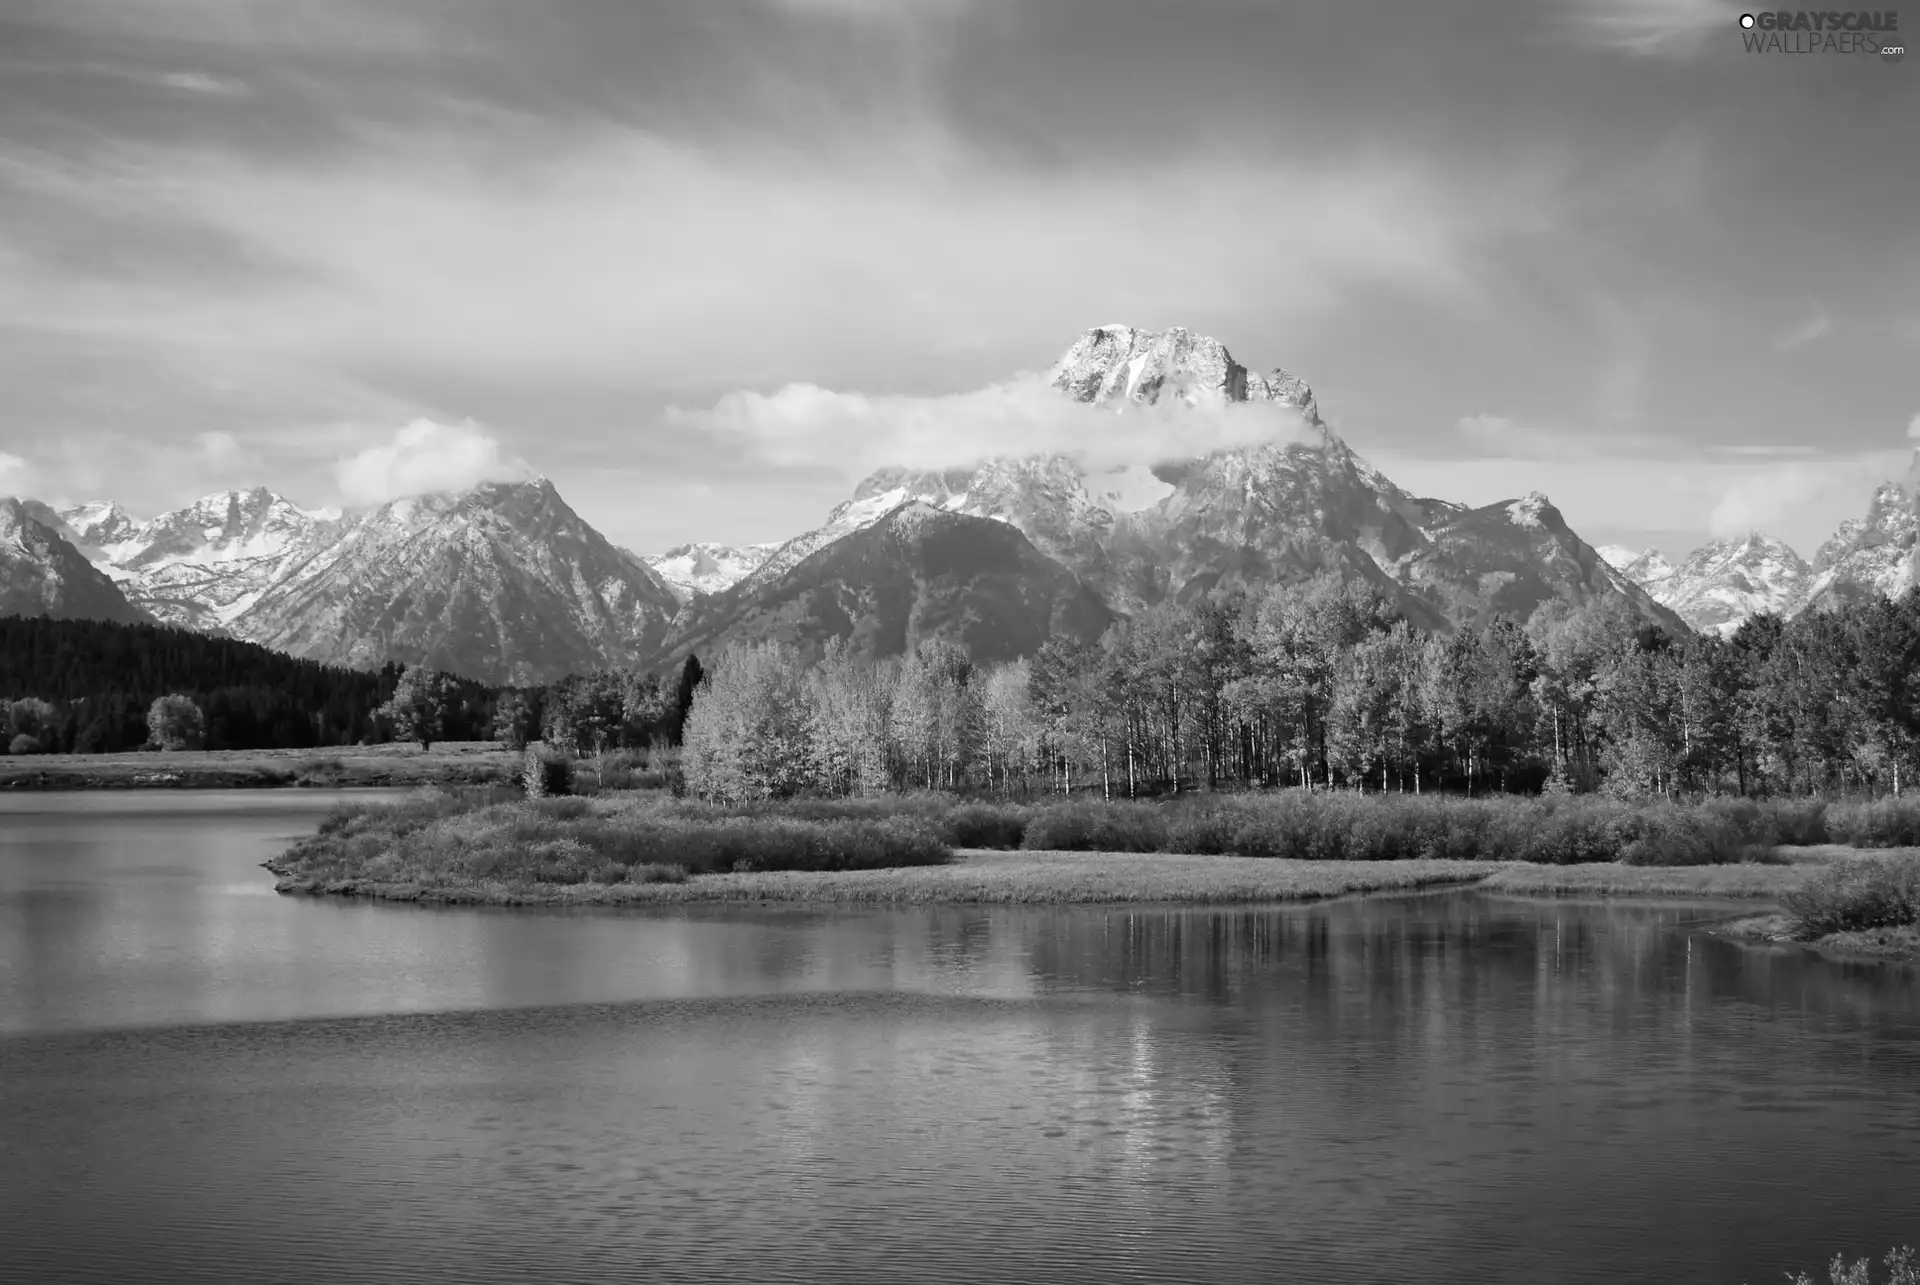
2 790 1918 1284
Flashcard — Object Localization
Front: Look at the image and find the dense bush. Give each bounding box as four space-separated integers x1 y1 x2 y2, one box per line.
997 793 1755 866
1781 857 1920 938
8 733 42 755
1825 797 1920 848
1694 797 1830 846
1020 800 1170 852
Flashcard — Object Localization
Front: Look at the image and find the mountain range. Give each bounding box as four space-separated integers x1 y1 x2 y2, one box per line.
4 325 1914 681
1597 463 1920 633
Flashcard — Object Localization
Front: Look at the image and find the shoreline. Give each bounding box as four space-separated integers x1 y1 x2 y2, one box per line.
264 847 1823 908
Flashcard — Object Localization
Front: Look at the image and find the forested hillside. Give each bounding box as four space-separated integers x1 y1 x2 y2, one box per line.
0 617 497 752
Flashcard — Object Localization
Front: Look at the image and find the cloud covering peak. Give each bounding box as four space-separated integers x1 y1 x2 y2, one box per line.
671 374 1319 476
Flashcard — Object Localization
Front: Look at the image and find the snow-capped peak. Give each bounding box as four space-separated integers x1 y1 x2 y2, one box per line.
1610 533 1809 633
1047 324 1322 419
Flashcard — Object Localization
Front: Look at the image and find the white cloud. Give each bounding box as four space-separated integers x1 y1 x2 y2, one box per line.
0 451 38 497
198 430 242 463
1564 0 1740 59
671 376 1317 476
334 419 531 505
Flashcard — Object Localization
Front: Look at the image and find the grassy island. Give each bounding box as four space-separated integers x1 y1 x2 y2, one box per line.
265 787 1919 947
0 742 520 791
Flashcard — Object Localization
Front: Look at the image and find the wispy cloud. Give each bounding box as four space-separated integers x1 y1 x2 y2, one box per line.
1706 453 1908 538
765 0 976 21
1562 0 1739 59
156 71 250 96
1451 413 1664 462
1773 302 1832 353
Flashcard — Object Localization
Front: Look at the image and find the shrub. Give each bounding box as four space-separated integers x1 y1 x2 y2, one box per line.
1827 797 1920 848
1781 857 1920 938
8 733 42 756
521 746 574 799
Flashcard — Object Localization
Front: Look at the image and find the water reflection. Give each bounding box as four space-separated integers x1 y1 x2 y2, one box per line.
5 795 1920 1284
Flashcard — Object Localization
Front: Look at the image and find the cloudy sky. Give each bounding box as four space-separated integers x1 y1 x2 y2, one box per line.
1 0 1915 559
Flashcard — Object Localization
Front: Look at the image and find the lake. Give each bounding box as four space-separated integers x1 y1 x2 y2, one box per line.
2 790 1918 1284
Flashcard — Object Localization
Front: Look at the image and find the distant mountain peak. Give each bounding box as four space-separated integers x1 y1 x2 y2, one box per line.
1607 532 1809 633
1047 324 1321 419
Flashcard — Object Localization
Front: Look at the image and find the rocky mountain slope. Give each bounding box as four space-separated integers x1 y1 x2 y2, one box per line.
1395 493 1673 631
232 479 682 686
658 501 1114 666
0 499 151 625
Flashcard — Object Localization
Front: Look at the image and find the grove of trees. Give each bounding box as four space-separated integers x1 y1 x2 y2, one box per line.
678 574 1920 805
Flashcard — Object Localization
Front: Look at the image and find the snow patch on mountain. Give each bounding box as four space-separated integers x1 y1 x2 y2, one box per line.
643 541 782 600
1505 493 1551 528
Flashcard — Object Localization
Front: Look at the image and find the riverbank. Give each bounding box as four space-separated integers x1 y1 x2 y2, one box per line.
266 846 1839 907
0 742 518 791
1711 913 1920 963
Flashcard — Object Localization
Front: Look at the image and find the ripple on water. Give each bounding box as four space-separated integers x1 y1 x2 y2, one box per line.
3 878 1920 1283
